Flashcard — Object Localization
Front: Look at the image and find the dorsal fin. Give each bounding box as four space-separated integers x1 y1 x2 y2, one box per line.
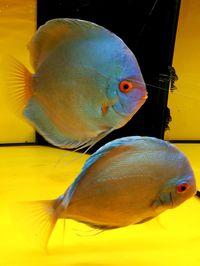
27 18 108 70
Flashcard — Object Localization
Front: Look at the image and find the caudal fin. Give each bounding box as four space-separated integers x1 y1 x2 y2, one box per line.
11 199 59 249
4 56 32 115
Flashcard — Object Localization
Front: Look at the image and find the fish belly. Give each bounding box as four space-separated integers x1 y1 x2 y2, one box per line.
23 97 86 148
66 194 155 228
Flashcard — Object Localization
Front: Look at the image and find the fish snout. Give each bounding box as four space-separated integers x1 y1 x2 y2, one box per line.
137 89 148 106
125 87 148 114
142 93 148 101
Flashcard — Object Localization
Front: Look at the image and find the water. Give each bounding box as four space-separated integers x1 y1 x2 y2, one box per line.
0 1 200 265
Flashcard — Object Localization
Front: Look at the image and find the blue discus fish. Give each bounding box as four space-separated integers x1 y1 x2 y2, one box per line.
7 19 147 149
8 18 147 149
17 136 196 247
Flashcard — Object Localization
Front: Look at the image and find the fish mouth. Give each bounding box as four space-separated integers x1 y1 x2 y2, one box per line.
112 93 148 117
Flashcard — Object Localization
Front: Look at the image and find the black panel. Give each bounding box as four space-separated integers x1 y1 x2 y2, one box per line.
36 0 181 152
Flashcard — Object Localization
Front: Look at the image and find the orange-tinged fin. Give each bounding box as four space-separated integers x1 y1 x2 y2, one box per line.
5 57 32 115
10 199 59 250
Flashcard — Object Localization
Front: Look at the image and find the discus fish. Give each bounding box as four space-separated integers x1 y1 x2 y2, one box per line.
18 136 196 247
8 18 147 149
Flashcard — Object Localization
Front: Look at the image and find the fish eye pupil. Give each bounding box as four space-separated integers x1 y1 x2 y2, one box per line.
181 185 187 191
123 84 129 90
177 183 189 192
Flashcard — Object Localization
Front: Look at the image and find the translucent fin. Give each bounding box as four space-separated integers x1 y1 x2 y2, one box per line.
73 227 105 237
137 216 166 230
55 128 114 167
10 199 59 249
62 219 66 245
28 18 106 70
5 56 32 115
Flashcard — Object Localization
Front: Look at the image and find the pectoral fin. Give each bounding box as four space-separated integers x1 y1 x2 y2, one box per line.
152 192 173 213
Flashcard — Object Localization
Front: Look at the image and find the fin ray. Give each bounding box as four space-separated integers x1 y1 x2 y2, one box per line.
10 199 59 249
5 56 32 114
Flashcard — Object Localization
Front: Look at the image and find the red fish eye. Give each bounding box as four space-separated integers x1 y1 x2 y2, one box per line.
177 183 189 193
119 80 135 93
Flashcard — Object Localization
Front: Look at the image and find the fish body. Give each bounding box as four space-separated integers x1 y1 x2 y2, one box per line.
60 136 196 227
19 136 196 246
10 19 147 148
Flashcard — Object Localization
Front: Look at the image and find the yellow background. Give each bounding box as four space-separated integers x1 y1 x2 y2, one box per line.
165 0 200 140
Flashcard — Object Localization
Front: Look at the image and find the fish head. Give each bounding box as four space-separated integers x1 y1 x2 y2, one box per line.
156 172 196 211
151 144 197 213
168 174 196 208
113 76 147 116
106 48 148 125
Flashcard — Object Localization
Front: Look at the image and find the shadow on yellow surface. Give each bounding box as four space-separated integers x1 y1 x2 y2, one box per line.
0 144 200 265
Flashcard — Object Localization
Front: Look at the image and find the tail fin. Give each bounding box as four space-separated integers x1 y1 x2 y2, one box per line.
11 199 59 249
4 56 32 115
